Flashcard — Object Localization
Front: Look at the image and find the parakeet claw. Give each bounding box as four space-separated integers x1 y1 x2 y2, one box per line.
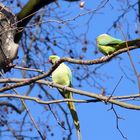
62 85 68 91
48 81 54 88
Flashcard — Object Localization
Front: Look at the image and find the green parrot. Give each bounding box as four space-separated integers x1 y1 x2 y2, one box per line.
96 34 140 55
49 55 82 140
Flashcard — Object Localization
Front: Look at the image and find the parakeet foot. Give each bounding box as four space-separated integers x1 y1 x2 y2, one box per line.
48 81 54 88
62 85 68 91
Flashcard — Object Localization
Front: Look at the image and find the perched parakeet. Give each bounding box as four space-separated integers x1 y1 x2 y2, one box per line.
96 34 140 55
49 55 82 140
96 34 123 55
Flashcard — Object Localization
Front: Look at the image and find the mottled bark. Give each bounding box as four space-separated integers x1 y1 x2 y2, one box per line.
0 3 18 72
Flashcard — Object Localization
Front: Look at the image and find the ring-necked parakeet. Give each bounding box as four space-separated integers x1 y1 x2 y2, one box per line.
96 34 140 55
49 55 82 140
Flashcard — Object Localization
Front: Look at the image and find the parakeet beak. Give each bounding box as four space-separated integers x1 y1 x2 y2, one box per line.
48 59 52 64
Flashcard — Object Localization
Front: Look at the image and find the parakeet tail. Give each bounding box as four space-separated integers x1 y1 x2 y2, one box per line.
67 92 82 140
120 38 140 48
59 89 82 140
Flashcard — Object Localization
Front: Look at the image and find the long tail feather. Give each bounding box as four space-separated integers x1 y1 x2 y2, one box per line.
67 92 82 140
119 39 140 48
59 89 82 140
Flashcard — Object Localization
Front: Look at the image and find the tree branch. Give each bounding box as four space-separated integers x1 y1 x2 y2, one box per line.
0 79 140 110
138 0 140 22
0 94 99 104
0 45 139 92
15 0 55 43
0 78 140 100
0 101 22 114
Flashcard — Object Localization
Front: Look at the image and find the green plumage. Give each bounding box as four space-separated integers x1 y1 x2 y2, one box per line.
49 55 82 140
96 34 123 55
96 34 140 55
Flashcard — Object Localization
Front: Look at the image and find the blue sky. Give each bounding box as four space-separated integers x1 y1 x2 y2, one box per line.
48 1 140 140
45 1 140 140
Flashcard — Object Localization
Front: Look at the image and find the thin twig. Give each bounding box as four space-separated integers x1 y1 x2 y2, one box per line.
108 105 127 139
39 84 72 136
120 28 140 93
0 72 44 140
107 76 123 101
0 102 21 114
14 65 45 74
48 104 67 130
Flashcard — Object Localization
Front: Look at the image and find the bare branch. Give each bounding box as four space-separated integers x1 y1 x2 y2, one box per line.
0 101 22 114
108 105 127 139
15 0 55 43
0 82 140 110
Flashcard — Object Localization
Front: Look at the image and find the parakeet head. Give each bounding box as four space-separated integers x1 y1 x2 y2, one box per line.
49 55 60 64
96 34 111 45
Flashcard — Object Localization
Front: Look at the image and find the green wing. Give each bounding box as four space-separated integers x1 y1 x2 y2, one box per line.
96 34 123 55
97 34 122 45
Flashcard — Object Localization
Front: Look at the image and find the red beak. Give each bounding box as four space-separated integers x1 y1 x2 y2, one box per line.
48 59 52 64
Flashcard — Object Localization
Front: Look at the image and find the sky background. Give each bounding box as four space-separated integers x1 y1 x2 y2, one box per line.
48 1 140 139
1 0 140 140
